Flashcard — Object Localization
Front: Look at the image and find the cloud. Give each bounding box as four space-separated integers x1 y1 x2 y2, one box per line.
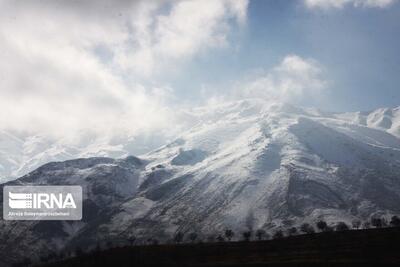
114 0 248 76
232 55 327 104
304 0 397 9
0 0 248 144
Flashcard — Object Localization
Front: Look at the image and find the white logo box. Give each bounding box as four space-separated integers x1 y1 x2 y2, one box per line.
3 186 82 220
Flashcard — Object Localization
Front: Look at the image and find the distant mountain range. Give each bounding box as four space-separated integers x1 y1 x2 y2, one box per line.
1 99 400 266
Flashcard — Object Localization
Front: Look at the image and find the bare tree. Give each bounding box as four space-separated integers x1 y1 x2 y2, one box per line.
255 229 267 240
128 235 136 246
242 231 252 241
371 217 383 228
225 229 234 241
188 232 198 243
300 223 315 234
174 232 184 244
352 219 361 229
363 221 371 229
390 216 400 227
216 235 225 242
19 257 32 267
335 222 349 231
106 241 113 249
273 230 284 239
287 227 297 236
207 234 216 243
316 220 328 232
95 243 102 252
382 217 388 227
75 247 84 257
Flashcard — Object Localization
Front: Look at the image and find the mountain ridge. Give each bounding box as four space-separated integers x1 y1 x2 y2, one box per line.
1 99 400 266
1 100 400 182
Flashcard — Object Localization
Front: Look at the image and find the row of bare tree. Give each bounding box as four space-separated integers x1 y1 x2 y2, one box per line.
167 215 400 244
18 216 400 267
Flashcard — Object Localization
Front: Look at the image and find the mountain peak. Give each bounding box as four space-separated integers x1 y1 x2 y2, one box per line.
2 100 400 265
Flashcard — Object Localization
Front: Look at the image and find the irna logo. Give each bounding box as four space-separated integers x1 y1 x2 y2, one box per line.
8 192 77 209
3 186 82 220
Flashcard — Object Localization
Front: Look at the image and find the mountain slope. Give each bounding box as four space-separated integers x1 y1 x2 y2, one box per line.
0 132 167 183
0 156 143 266
1 99 400 266
1 102 399 183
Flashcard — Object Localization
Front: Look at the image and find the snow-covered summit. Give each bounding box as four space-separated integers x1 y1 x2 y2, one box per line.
1 99 399 184
1 99 400 265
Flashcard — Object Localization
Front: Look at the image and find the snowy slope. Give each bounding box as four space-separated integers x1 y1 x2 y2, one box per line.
0 156 143 266
0 132 167 183
334 106 400 138
1 103 399 184
1 99 400 266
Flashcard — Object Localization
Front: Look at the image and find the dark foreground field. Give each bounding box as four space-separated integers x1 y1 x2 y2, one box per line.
40 227 400 267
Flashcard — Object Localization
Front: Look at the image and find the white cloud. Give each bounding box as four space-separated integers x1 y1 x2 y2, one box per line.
114 0 248 76
0 0 248 144
304 0 397 9
233 55 327 103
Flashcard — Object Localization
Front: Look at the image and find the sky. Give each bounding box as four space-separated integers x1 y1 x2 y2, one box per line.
0 0 399 144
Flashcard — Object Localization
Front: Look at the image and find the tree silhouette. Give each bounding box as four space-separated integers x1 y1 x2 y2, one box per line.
255 229 267 240
390 216 400 227
316 220 328 232
207 234 216 243
363 221 371 229
242 231 252 241
225 229 234 241
287 227 297 236
95 243 102 252
382 217 388 227
325 226 334 232
371 217 383 228
128 235 136 246
335 222 349 231
19 257 32 266
352 219 361 229
174 232 184 244
273 230 284 239
106 241 113 249
216 235 225 242
300 223 315 234
188 232 198 243
75 247 84 257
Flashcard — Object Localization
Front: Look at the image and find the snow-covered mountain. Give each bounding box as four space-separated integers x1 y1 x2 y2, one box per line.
0 131 168 183
1 99 400 266
1 101 399 183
